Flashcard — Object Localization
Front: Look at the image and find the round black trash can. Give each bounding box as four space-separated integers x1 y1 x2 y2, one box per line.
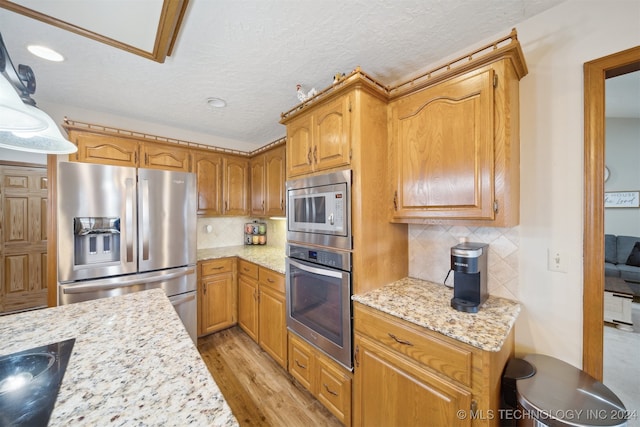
501 354 628 427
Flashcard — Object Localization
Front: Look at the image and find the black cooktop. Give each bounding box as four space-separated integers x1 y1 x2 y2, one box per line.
0 338 75 427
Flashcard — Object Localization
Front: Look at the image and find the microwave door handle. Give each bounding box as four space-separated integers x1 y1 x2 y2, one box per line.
329 213 334 225
61 267 196 294
125 178 134 263
288 258 344 279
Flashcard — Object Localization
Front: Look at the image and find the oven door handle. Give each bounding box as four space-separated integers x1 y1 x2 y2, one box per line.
287 258 344 279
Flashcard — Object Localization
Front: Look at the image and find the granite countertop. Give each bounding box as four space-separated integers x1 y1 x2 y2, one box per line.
197 245 285 274
352 277 520 352
0 289 238 426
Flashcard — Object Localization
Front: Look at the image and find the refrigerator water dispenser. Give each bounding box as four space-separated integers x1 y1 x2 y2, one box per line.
73 217 121 266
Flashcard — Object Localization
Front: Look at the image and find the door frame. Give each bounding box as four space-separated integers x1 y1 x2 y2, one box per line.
583 46 640 380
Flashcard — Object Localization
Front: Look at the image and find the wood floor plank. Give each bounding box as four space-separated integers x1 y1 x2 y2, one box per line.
198 327 342 427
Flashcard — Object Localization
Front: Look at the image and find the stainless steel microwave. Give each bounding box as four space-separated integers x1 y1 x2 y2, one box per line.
286 169 352 250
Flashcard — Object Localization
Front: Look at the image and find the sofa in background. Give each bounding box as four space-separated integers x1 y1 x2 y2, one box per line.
605 234 640 292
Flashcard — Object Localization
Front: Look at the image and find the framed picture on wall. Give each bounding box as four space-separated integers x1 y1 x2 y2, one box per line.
604 191 640 208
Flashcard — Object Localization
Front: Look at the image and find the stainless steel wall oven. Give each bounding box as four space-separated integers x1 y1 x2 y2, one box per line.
286 243 352 370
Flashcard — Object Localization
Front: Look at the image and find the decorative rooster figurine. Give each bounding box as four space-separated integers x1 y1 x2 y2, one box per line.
296 84 317 102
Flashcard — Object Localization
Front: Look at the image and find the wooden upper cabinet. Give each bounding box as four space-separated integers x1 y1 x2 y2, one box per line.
68 131 139 167
223 156 249 216
194 151 224 216
264 145 286 216
285 94 351 178
250 153 266 216
67 129 192 173
389 59 521 226
250 145 286 217
141 142 191 172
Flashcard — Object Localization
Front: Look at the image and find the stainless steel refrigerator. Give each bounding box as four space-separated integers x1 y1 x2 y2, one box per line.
57 162 197 342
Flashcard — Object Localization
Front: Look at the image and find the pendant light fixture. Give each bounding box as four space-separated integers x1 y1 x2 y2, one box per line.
0 32 77 154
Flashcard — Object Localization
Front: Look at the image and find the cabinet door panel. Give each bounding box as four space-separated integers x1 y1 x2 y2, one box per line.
264 145 285 216
250 154 265 216
201 273 235 334
142 143 191 172
258 285 286 368
314 95 351 171
286 114 313 177
354 336 471 427
195 152 223 216
392 69 494 221
224 157 249 215
71 132 138 167
238 274 258 341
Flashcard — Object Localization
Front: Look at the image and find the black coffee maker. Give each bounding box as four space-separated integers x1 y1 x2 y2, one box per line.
450 242 488 313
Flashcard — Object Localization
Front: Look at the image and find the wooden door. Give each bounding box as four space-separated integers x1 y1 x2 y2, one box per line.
390 69 495 221
200 272 235 335
264 145 285 216
353 335 471 427
237 274 258 342
141 142 192 172
194 151 224 216
286 113 313 178
0 166 48 313
69 131 139 167
250 153 265 216
313 94 351 172
223 156 249 215
258 285 286 368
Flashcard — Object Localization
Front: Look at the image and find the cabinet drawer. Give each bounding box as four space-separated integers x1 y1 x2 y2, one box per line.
317 355 352 426
238 259 259 280
201 258 233 276
259 268 285 293
354 304 472 387
288 333 314 390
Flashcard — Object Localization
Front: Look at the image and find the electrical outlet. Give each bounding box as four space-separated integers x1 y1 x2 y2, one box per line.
548 249 567 273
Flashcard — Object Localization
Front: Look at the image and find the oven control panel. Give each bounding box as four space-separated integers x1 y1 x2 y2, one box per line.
287 244 351 272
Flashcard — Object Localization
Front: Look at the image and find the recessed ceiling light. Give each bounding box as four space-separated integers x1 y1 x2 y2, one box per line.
27 45 64 62
206 97 227 108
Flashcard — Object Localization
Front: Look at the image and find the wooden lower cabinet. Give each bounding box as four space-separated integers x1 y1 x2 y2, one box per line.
288 332 353 426
353 334 471 427
198 258 236 336
353 302 513 427
237 259 287 369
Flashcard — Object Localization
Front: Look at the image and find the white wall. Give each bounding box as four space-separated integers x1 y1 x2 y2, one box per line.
408 0 640 368
605 117 640 236
0 147 47 164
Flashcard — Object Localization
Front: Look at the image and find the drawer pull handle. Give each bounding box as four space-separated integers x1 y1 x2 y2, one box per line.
267 278 275 283
388 333 413 346
295 359 307 369
323 384 338 396
211 266 224 270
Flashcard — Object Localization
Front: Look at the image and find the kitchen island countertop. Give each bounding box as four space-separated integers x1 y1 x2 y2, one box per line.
198 245 285 274
353 277 520 352
0 288 238 426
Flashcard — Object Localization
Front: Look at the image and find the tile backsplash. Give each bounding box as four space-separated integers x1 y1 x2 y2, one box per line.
197 217 286 250
408 225 519 300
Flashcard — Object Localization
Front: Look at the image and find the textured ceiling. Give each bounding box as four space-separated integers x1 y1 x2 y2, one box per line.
0 0 569 150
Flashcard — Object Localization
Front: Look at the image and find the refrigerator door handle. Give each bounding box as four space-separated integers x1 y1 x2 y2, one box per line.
125 178 134 263
141 178 150 261
60 267 196 294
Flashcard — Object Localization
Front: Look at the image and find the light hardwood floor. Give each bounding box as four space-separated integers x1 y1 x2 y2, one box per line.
198 327 342 427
